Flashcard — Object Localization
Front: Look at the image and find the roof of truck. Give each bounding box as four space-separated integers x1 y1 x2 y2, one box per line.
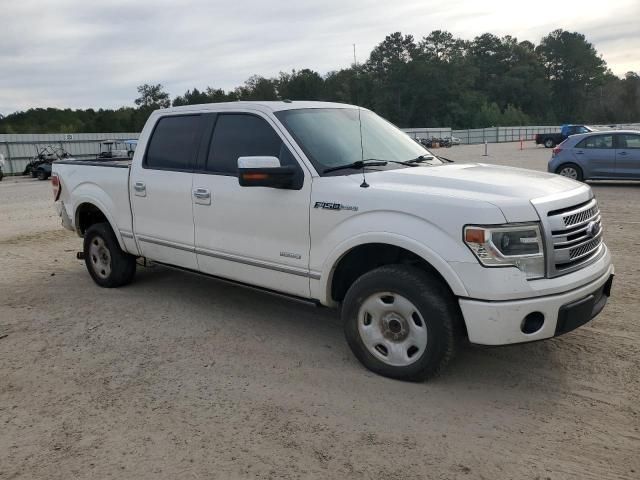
160 101 359 115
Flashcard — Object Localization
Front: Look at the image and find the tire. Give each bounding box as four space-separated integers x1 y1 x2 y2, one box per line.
342 265 460 381
544 138 556 148
83 222 136 288
556 163 584 181
36 169 48 181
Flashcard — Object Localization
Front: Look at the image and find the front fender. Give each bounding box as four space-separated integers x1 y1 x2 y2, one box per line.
310 211 478 305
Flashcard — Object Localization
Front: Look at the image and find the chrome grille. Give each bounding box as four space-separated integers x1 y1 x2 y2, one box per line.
569 236 602 259
563 204 599 227
546 198 604 276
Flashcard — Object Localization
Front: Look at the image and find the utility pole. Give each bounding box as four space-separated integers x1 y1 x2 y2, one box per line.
353 44 357 67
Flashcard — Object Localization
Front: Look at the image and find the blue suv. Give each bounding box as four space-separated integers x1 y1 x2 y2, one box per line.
548 130 640 181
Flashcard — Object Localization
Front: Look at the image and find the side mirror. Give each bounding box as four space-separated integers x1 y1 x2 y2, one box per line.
237 156 300 189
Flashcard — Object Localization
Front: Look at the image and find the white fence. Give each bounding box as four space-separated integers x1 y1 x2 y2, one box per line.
0 133 139 175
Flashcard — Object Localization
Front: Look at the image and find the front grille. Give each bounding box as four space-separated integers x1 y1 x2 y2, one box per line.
546 198 604 276
563 205 599 227
569 236 601 259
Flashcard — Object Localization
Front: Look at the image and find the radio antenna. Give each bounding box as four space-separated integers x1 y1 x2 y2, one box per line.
353 44 368 188
357 107 368 188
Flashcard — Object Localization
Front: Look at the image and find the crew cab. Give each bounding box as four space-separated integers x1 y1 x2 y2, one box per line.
52 102 614 381
536 124 595 148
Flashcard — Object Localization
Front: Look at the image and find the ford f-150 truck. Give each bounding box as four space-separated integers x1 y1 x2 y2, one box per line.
52 101 614 381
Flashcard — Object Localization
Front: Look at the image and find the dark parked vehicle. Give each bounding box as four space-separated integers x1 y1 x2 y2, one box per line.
548 130 640 181
536 124 594 148
24 145 70 180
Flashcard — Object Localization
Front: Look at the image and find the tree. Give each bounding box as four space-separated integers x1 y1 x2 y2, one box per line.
134 83 170 109
536 30 608 121
277 69 325 100
234 76 278 100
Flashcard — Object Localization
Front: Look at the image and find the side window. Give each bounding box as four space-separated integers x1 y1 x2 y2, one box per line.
576 135 613 149
618 134 640 149
145 115 202 170
206 114 297 175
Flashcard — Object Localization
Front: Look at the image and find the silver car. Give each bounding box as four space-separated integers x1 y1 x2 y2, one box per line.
548 130 640 181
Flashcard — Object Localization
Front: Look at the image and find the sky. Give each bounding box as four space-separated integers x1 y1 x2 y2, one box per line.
1 0 638 115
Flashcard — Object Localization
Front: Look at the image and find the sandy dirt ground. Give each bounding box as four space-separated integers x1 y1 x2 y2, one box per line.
1 143 639 479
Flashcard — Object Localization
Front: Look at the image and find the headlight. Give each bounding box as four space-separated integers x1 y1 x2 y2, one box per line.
463 224 545 279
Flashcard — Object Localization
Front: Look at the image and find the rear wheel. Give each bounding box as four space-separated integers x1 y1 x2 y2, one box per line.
36 169 48 181
556 163 583 181
544 138 556 148
83 222 136 287
342 265 460 381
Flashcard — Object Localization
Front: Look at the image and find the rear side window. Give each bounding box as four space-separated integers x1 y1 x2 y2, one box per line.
145 115 202 170
618 134 640 149
576 135 613 149
206 114 296 175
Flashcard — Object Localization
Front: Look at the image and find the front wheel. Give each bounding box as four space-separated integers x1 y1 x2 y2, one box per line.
36 169 49 181
544 138 556 148
556 163 584 181
342 265 460 381
83 223 136 287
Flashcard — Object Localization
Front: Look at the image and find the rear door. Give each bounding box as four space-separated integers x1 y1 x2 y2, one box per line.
130 114 205 270
573 134 615 178
614 133 640 179
191 111 312 297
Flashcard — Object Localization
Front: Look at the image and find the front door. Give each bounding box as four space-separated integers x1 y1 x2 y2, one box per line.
192 112 312 297
573 134 615 178
130 114 205 270
615 133 640 179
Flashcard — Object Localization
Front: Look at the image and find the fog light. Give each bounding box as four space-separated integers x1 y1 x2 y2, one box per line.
521 312 545 334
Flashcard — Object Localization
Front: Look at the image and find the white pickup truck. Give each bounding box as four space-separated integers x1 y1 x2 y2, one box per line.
52 101 614 380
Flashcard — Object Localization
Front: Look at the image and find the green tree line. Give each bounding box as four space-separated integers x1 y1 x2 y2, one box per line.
1 29 638 134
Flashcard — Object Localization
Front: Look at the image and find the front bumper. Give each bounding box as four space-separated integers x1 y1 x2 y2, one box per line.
459 265 614 345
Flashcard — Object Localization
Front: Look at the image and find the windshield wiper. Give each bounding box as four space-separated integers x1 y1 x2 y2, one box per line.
405 155 434 164
323 159 387 174
323 158 421 174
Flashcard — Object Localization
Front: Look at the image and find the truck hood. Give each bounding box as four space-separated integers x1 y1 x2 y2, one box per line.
364 163 586 222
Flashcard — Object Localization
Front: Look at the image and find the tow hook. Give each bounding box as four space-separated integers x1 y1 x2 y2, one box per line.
76 251 85 260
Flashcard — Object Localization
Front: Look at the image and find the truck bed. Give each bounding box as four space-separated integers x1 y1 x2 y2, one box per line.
52 158 135 253
54 158 131 168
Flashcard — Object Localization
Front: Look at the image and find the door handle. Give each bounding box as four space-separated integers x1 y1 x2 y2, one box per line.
618 151 628 156
575 151 584 155
193 188 211 205
133 181 146 197
193 188 210 199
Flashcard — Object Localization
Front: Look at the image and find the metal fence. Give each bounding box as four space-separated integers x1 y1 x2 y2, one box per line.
2 123 639 176
0 133 139 175
404 123 640 145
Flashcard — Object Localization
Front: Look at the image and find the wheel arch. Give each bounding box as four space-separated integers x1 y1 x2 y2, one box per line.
318 234 469 307
74 200 127 251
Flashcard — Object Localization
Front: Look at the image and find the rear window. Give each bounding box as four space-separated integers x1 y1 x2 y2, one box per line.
618 134 640 149
145 115 202 170
575 135 613 149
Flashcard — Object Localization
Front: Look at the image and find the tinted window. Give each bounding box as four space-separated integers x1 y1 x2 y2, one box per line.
207 114 296 174
145 115 202 170
576 135 613 149
618 134 640 149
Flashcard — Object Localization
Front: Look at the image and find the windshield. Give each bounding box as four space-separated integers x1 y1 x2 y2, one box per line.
274 108 440 175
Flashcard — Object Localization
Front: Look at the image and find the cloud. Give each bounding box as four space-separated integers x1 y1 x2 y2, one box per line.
1 0 638 114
